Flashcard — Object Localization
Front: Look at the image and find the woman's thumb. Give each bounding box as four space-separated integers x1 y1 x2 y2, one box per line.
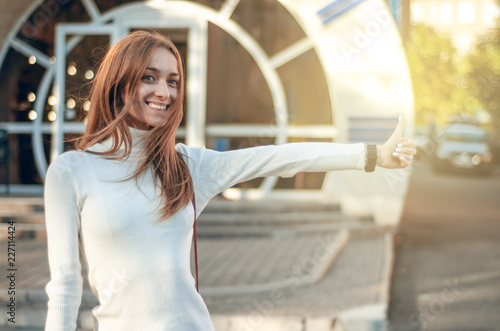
393 115 404 141
386 115 404 147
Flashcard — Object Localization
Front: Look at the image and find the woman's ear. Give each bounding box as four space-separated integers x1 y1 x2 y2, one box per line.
110 83 129 114
121 84 130 105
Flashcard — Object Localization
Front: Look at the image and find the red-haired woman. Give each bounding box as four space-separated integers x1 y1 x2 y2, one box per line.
44 30 416 330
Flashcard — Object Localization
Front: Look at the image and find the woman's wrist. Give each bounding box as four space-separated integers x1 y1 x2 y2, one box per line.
364 145 387 170
376 145 384 167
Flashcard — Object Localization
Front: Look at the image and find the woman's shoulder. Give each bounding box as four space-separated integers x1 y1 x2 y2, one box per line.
175 143 205 159
47 150 93 173
175 142 193 153
175 143 214 171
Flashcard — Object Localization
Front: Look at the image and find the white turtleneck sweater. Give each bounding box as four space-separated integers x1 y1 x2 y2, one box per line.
44 127 366 331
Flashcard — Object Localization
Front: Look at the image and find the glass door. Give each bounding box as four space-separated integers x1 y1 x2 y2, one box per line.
52 24 121 161
116 18 208 149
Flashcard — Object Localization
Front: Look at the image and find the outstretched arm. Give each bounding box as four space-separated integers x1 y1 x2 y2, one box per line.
180 117 417 210
179 142 366 209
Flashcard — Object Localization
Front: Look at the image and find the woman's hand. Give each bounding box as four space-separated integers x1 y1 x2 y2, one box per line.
376 116 417 169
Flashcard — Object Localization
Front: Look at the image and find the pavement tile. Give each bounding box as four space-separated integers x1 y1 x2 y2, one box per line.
220 315 304 331
304 317 334 331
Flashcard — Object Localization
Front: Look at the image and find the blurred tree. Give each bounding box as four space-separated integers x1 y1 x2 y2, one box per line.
467 32 500 129
406 24 478 126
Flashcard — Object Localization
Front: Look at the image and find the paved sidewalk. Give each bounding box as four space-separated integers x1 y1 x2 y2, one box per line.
0 199 393 331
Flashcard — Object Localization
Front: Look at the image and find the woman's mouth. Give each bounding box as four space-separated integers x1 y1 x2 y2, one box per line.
147 102 169 111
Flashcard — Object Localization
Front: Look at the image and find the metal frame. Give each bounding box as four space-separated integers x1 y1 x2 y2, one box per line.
53 24 121 161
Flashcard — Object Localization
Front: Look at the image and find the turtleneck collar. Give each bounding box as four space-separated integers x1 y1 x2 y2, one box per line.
128 126 148 146
92 126 149 155
128 126 149 152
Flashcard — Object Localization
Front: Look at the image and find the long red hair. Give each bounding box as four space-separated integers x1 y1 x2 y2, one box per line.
77 30 193 220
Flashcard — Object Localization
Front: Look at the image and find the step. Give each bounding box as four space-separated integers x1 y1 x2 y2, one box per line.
203 199 341 213
0 211 46 240
0 211 45 222
0 310 345 331
0 197 45 240
0 302 94 330
0 197 339 214
0 197 372 240
197 210 370 225
0 197 44 213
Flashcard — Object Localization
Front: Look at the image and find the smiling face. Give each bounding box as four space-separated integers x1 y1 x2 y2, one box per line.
125 47 180 130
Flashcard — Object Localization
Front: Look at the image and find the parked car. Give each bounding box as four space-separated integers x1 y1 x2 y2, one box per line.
431 124 494 175
486 133 500 165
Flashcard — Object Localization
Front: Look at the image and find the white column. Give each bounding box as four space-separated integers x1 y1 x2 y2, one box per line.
51 26 66 161
186 20 208 147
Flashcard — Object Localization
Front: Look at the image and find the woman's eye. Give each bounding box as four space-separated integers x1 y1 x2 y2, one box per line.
142 75 155 82
169 80 178 86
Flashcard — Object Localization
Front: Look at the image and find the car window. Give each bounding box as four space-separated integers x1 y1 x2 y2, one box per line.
443 131 486 143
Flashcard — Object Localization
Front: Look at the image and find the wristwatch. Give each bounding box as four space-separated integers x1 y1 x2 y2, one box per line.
365 144 377 172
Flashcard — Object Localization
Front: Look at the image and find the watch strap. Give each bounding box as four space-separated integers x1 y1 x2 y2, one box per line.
365 144 377 172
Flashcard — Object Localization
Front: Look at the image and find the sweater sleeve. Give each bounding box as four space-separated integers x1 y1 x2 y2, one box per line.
44 155 83 331
178 142 366 208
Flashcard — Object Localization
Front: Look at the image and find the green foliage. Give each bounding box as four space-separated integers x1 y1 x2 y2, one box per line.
406 24 480 126
467 32 500 129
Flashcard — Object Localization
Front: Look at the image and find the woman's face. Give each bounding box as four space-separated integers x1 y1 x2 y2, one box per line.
125 47 179 130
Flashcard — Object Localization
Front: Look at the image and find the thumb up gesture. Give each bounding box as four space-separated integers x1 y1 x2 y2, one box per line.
377 116 417 169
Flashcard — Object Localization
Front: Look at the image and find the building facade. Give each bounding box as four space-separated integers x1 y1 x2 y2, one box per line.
410 0 500 53
0 0 414 224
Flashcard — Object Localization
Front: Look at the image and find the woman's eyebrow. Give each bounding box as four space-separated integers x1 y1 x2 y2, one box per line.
145 67 179 76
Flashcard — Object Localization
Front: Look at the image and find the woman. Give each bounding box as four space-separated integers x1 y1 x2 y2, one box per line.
44 30 416 330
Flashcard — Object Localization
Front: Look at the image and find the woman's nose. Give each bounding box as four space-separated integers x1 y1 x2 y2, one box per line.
154 80 170 99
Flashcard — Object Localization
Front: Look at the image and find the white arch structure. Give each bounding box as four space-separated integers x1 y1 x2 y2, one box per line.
0 0 415 226
0 0 337 199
